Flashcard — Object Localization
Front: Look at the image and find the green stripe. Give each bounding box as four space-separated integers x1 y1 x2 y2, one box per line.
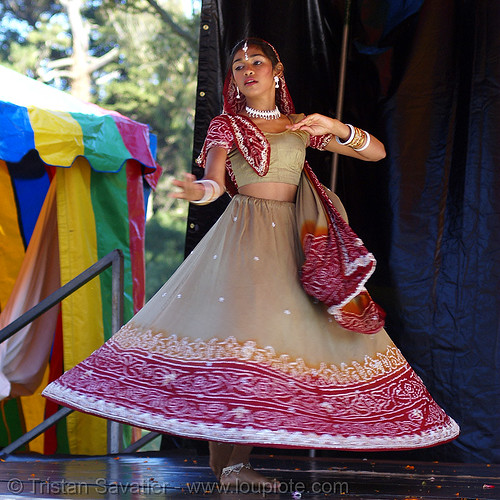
71 113 130 172
0 399 27 450
90 167 133 340
55 411 70 454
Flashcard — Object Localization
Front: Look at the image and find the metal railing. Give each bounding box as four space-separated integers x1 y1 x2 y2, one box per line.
0 249 125 456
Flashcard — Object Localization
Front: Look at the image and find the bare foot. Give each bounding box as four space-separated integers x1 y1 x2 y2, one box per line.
219 463 280 492
208 441 233 480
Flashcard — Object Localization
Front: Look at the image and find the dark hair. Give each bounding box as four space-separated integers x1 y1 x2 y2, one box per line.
228 38 280 71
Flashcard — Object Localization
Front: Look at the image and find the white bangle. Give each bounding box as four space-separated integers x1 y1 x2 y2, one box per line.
191 179 222 205
353 131 371 151
335 124 355 146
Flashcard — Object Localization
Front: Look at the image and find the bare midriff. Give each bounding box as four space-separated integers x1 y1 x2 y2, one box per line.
238 182 298 202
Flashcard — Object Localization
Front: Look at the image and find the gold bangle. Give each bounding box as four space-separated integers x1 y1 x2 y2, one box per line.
353 131 371 151
335 124 369 150
349 127 366 149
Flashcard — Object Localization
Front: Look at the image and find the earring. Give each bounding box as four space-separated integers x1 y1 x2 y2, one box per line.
274 76 279 88
236 86 241 99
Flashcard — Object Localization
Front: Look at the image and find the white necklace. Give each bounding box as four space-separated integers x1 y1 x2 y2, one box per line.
245 105 281 120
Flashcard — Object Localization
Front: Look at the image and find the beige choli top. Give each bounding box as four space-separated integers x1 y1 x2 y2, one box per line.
228 114 309 188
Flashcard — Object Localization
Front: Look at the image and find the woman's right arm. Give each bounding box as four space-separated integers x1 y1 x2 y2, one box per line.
288 114 386 162
170 147 228 203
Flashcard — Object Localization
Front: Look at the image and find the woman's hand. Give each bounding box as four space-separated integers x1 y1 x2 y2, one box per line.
170 148 227 204
288 113 386 162
170 173 205 202
287 114 350 139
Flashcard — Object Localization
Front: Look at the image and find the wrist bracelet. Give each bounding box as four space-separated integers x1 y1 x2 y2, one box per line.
336 123 370 152
191 179 222 205
353 131 371 151
335 124 355 146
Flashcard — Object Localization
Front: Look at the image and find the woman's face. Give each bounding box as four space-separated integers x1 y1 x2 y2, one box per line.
231 45 277 100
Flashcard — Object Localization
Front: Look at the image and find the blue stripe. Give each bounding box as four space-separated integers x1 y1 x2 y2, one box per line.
7 153 50 246
0 101 35 162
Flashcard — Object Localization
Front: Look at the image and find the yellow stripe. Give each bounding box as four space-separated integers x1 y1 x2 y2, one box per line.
0 160 26 310
57 157 106 454
28 108 84 166
20 365 50 453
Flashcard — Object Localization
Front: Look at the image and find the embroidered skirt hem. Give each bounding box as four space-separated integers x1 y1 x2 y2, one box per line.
43 195 459 450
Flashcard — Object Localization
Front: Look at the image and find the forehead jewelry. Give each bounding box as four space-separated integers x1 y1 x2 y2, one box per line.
243 40 249 60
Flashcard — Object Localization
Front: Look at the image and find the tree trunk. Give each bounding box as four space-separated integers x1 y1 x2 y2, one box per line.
61 0 91 100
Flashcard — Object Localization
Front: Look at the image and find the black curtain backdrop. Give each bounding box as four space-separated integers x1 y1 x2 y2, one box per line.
186 0 500 463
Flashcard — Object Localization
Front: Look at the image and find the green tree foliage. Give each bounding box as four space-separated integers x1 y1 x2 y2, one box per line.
0 3 70 82
0 0 200 298
144 207 187 297
0 0 62 26
96 1 198 177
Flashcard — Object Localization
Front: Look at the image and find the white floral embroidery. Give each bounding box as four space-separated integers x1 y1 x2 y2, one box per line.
43 323 459 451
284 310 291 315
319 402 335 413
226 115 270 176
114 325 409 385
230 406 251 420
47 387 461 449
409 409 424 421
253 256 260 261
218 297 225 302
163 373 178 385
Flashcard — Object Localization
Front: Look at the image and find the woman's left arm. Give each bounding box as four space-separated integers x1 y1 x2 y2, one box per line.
287 113 386 162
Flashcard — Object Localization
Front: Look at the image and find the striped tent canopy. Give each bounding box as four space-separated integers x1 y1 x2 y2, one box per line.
0 65 161 455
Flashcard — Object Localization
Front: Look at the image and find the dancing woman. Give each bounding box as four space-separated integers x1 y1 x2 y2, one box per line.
44 38 459 489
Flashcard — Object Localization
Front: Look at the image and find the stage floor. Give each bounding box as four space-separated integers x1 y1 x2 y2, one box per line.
0 451 498 499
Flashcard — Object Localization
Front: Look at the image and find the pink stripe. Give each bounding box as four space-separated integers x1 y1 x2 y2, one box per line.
110 114 156 171
126 160 146 313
